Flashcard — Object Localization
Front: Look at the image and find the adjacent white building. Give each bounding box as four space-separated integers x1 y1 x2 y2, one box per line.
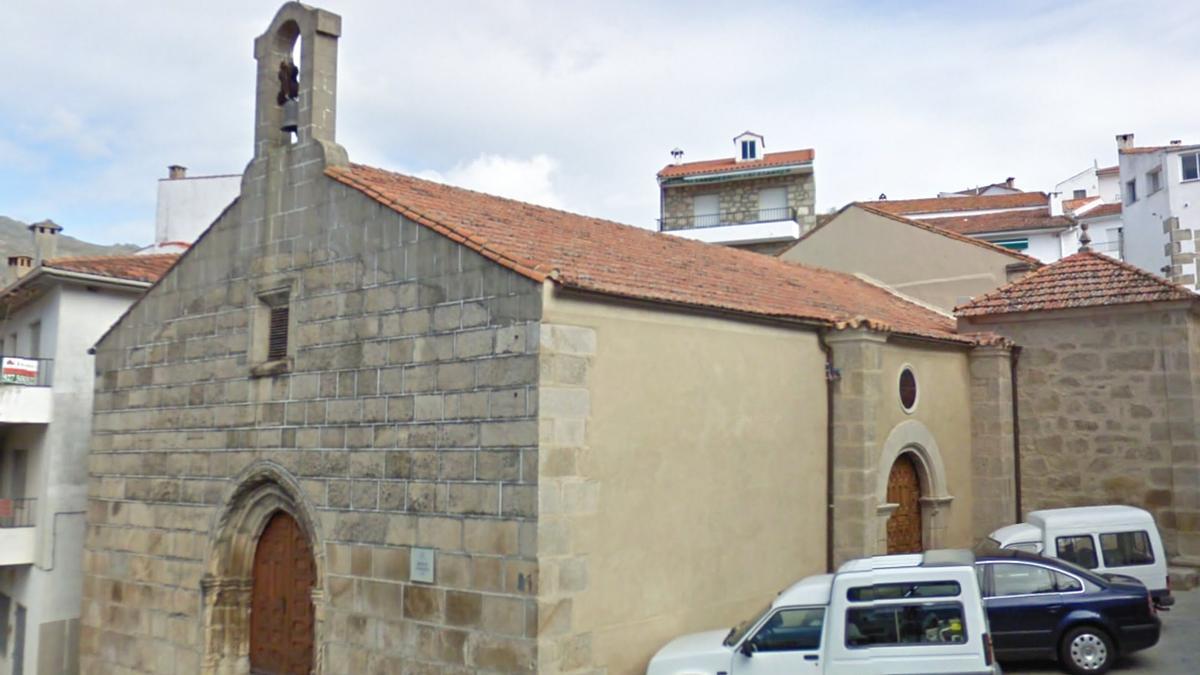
0 224 176 675
139 165 239 254
1116 134 1200 287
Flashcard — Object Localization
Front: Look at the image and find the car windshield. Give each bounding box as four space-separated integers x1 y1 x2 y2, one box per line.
723 603 772 647
973 537 1002 555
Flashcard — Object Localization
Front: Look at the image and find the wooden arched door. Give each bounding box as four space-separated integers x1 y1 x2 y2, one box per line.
250 511 316 674
886 454 924 554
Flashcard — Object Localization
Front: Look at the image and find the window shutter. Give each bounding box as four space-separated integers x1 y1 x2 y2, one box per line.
267 305 289 361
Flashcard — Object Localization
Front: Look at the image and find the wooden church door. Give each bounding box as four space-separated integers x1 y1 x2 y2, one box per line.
250 512 316 674
886 454 924 554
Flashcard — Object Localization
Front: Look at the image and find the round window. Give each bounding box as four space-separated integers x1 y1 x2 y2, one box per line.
899 367 918 412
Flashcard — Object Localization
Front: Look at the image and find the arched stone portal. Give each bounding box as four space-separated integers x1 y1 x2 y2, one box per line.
874 420 954 554
201 462 324 675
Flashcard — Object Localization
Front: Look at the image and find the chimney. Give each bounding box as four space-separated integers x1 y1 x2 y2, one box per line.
167 164 188 179
28 219 62 265
1005 177 1015 189
1171 140 1183 146
5 255 34 286
1116 133 1136 151
670 148 684 166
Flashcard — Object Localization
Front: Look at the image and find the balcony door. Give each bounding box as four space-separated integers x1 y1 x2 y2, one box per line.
693 194 720 227
758 187 788 222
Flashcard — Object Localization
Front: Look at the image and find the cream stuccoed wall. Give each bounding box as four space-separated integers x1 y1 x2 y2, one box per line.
876 342 977 550
782 206 1027 311
538 288 828 675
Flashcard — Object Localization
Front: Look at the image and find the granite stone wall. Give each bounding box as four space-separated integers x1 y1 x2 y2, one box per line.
660 172 816 234
81 158 544 673
963 306 1200 562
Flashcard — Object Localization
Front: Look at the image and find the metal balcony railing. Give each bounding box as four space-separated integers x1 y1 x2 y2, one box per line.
0 498 36 528
0 356 53 386
659 206 797 231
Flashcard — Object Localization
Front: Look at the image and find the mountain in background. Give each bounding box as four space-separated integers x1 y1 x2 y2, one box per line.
0 216 139 259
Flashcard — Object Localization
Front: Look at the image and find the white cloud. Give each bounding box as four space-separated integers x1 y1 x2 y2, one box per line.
418 154 565 209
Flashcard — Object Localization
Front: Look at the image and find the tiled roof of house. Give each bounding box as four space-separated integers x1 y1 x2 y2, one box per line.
861 191 1048 216
328 163 973 343
798 203 1043 266
1096 165 1119 176
657 149 815 180
946 180 1019 196
919 208 1072 235
42 253 181 283
1063 196 1100 213
1078 202 1122 220
956 251 1196 317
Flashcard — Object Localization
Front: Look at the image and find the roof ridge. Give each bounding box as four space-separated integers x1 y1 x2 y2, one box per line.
1080 250 1196 295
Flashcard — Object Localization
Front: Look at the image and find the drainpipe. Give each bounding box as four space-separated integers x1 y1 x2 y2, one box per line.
818 331 839 573
1010 345 1023 522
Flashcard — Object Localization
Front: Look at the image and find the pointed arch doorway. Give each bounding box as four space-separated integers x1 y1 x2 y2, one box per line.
250 511 316 674
886 453 924 554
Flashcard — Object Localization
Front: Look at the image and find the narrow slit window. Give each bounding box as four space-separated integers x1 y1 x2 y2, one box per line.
267 304 289 361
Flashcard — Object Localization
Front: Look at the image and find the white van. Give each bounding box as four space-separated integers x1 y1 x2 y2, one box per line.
646 549 1000 675
984 505 1173 608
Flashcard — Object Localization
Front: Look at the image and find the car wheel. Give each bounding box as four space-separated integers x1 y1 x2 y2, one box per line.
1059 625 1114 675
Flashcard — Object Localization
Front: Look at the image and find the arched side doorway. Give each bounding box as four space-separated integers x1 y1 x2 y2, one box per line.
250 512 316 674
874 420 954 555
202 462 325 675
886 454 923 554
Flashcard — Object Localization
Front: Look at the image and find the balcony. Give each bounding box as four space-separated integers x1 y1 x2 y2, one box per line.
0 498 36 566
0 357 53 425
659 206 802 246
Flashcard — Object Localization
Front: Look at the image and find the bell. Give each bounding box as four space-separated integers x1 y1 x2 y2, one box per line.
281 98 299 134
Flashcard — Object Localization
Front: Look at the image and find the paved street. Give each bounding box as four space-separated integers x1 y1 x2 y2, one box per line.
1004 589 1200 674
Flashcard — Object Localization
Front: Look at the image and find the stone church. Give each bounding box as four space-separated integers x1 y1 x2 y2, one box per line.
80 4 1019 673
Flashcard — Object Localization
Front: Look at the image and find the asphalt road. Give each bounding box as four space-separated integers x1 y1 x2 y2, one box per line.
1003 588 1200 674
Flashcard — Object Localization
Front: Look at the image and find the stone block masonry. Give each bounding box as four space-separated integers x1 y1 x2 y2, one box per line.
661 172 817 234
82 164 544 673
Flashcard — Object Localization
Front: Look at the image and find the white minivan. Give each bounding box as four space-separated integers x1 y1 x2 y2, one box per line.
646 549 1000 675
984 505 1173 608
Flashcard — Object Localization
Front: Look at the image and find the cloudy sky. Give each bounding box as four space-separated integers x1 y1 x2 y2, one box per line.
3 1 1199 245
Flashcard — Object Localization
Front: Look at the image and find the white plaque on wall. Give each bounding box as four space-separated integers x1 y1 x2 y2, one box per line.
410 547 435 584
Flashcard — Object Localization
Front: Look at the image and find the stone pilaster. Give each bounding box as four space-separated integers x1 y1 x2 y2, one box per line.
536 324 599 674
968 345 1016 539
826 328 887 566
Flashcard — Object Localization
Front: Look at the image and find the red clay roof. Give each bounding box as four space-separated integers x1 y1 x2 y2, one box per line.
1096 165 1119 176
956 251 1196 317
1063 196 1100 213
328 163 971 343
799 203 1043 266
657 149 815 180
1078 202 1122 220
862 191 1048 216
43 253 180 283
919 208 1072 236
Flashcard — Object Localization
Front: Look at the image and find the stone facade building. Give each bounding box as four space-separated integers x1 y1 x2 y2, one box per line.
80 5 1021 674
656 132 816 254
958 250 1200 566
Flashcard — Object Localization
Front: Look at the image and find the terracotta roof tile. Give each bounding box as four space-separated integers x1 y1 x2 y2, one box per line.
955 251 1195 317
918 208 1072 235
43 253 180 283
1078 202 1122 219
657 149 815 180
1096 165 1119 176
862 192 1048 216
328 164 971 343
1063 196 1100 213
799 203 1043 266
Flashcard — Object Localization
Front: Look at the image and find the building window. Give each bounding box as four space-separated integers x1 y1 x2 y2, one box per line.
253 288 293 375
1148 168 1162 194
693 194 720 227
741 139 758 160
1124 179 1137 205
1182 152 1200 181
758 187 788 221
27 322 40 360
899 367 918 412
992 238 1029 251
1072 189 1087 199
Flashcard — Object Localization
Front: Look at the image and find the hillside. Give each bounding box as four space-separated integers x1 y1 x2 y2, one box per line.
0 216 139 259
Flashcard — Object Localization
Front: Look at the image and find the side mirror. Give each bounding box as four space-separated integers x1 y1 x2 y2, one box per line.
739 640 757 657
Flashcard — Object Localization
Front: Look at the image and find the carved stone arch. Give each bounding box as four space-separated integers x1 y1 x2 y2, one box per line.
874 419 954 553
201 461 326 675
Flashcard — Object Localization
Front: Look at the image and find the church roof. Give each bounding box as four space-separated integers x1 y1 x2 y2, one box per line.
328 163 974 344
955 251 1196 317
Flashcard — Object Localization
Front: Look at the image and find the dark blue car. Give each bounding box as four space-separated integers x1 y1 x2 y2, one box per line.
975 550 1160 675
